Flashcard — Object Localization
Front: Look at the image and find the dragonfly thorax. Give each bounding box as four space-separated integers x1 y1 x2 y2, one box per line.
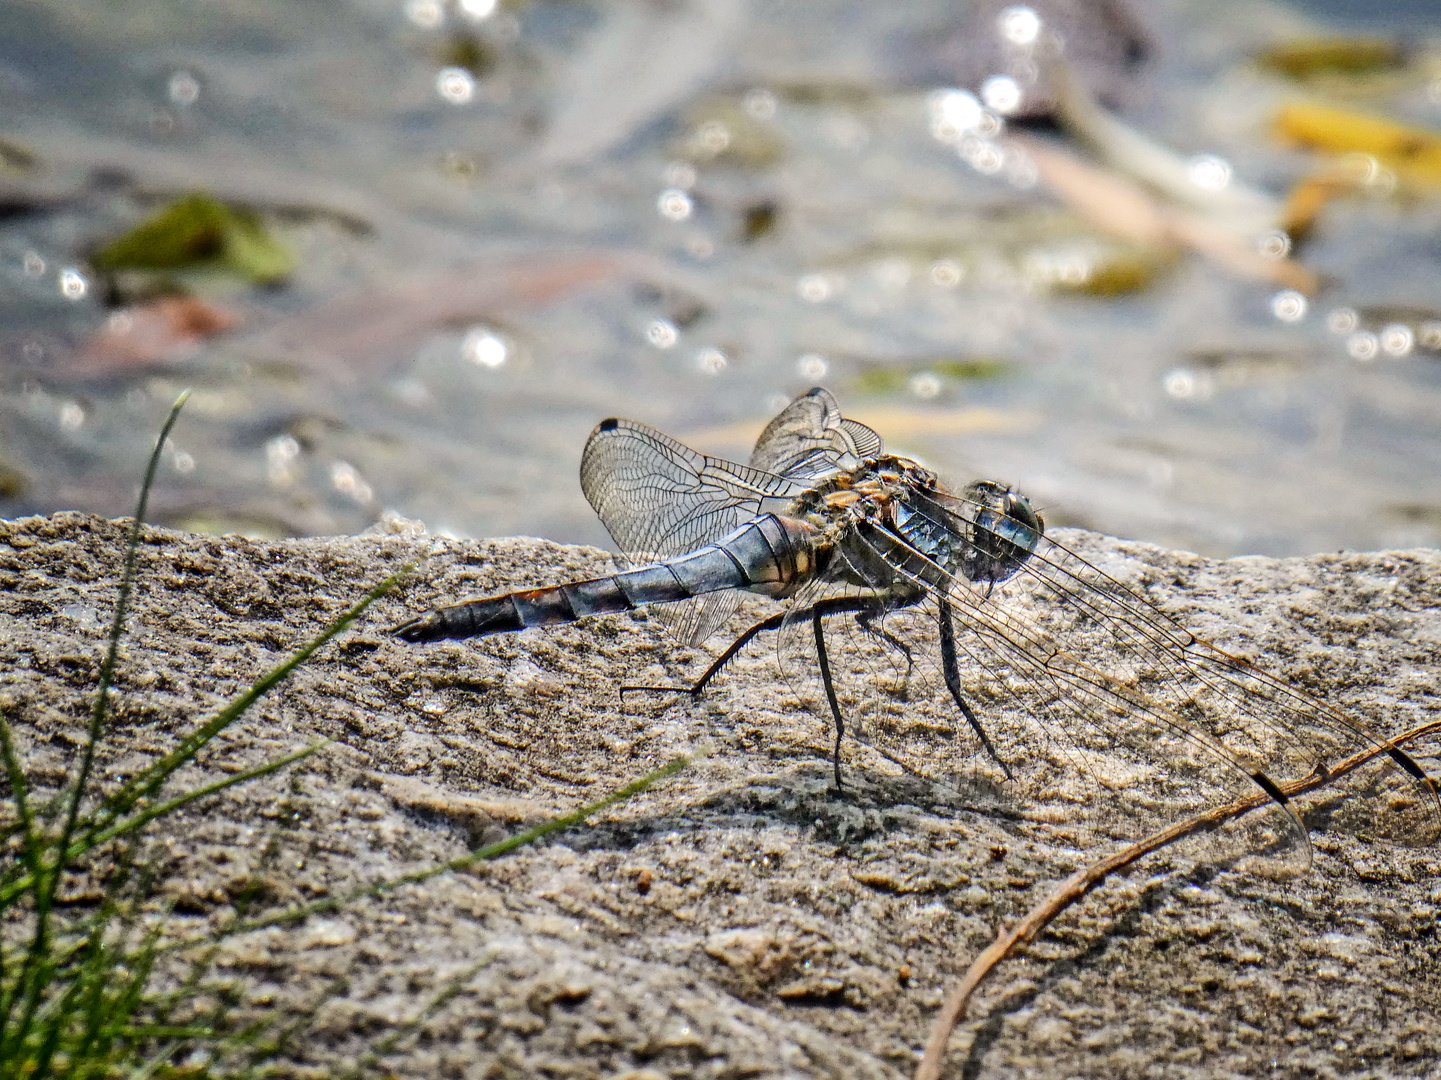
790 455 925 528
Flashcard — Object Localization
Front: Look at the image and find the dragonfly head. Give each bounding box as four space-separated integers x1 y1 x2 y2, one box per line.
961 480 1044 584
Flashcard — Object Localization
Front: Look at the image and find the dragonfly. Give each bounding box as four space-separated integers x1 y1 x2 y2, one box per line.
394 387 1440 869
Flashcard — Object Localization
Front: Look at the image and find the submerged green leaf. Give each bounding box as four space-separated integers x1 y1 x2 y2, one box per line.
0 136 37 172
439 32 495 76
675 98 785 169
850 358 1007 395
91 193 294 284
1255 38 1405 80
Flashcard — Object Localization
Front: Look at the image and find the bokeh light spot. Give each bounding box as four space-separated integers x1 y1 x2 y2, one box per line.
980 76 1023 115
796 274 832 303
1346 331 1379 362
331 461 374 505
1380 324 1414 357
459 0 497 19
930 259 963 287
1257 231 1291 259
1186 154 1232 192
928 89 983 144
999 6 1041 45
462 328 507 368
436 67 476 104
909 372 941 399
797 353 828 379
997 6 1043 44
267 435 301 487
696 348 727 375
744 88 777 121
657 188 693 221
1162 369 1198 399
1327 308 1358 335
59 268 87 300
647 319 678 349
406 0 444 28
168 71 200 106
1270 290 1307 323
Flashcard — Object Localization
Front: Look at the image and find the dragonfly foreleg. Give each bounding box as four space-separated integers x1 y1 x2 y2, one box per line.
937 595 1014 781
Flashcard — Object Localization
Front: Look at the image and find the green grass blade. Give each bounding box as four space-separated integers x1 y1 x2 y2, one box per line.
19 394 192 1062
0 715 39 1040
54 391 190 876
55 886 130 1074
219 751 698 939
0 716 42 884
0 742 328 910
86 743 326 855
0 564 413 908
82 563 414 840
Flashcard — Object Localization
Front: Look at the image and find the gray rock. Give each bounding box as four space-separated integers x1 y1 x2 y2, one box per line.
1 512 1439 1078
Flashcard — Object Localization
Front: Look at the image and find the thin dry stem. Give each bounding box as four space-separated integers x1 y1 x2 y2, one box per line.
914 718 1441 1080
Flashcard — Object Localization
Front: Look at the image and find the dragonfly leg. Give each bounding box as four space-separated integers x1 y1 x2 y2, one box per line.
804 595 914 792
812 607 846 793
855 609 914 678
625 595 889 794
620 610 789 699
937 595 1015 781
621 595 886 699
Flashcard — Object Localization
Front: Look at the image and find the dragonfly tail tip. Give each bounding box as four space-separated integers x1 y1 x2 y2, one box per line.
392 614 440 642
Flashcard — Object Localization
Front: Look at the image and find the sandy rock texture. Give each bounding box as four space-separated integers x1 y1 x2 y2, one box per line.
1 511 1440 1079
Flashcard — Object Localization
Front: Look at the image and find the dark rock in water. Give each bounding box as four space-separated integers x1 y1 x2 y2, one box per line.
891 0 1155 117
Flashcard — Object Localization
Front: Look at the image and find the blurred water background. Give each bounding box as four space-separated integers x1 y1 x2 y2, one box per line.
2 0 1439 558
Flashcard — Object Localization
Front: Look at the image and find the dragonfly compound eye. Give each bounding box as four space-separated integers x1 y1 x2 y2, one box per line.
961 481 1042 585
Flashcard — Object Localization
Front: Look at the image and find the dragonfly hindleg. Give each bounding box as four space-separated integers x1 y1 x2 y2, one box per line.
812 607 847 791
620 610 789 701
855 609 915 679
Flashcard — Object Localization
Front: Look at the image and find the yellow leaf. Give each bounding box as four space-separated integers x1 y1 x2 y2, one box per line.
1275 102 1441 189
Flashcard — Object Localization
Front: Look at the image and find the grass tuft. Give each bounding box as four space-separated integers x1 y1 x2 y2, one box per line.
0 391 698 1077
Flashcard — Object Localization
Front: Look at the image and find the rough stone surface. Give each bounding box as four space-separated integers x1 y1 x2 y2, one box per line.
1 512 1440 1079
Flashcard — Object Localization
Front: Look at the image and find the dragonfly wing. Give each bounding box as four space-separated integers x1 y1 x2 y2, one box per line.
750 387 884 481
579 416 793 645
845 483 1439 859
803 515 1314 869
1010 528 1441 848
652 589 746 650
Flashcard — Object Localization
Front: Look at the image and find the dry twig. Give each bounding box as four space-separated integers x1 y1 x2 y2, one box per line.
914 718 1441 1080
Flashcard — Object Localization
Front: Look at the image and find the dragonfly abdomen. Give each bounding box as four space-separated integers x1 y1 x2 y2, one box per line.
394 514 819 643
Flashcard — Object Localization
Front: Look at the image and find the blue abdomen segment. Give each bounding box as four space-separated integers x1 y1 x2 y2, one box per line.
393 514 818 643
